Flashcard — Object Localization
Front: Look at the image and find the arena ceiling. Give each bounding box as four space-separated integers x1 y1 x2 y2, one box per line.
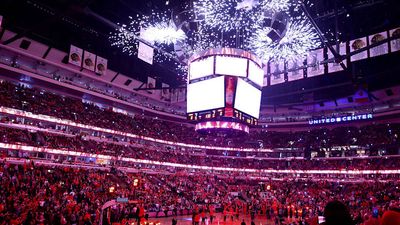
1 0 400 107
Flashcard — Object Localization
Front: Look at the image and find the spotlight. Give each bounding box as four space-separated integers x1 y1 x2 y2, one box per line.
133 178 139 187
109 186 115 193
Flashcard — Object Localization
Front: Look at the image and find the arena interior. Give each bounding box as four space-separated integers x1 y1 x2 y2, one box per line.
0 0 400 225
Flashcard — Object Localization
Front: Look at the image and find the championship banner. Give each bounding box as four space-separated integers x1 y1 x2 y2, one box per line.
369 31 388 57
170 89 178 103
146 77 156 94
269 60 285 85
353 89 370 104
287 58 305 82
270 73 285 85
307 48 324 77
95 56 108 75
138 41 154 65
82 51 96 71
68 45 83 67
328 42 347 73
390 28 400 52
350 37 368 62
262 65 268 86
177 88 186 102
161 83 171 101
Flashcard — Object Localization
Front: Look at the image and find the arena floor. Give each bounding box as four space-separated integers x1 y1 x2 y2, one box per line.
149 213 306 225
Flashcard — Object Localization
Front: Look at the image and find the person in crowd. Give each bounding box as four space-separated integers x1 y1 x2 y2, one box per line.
209 205 215 224
322 201 354 225
193 211 201 225
380 207 400 225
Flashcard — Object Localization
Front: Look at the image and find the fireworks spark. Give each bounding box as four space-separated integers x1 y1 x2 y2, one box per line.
141 22 187 45
194 0 262 32
248 16 320 62
110 0 321 73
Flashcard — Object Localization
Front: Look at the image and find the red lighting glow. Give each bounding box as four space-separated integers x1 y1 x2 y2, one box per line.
195 121 250 133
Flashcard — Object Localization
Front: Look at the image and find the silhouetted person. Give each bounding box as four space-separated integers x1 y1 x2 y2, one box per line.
381 208 400 225
323 201 354 225
172 217 178 225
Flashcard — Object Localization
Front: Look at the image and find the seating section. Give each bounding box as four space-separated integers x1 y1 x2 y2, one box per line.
0 162 399 224
1 81 400 151
1 126 400 170
0 81 400 225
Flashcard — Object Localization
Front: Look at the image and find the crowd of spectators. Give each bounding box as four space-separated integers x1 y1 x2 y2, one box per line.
0 162 121 224
2 41 400 225
0 161 399 225
1 126 400 171
1 81 400 150
1 78 400 225
0 54 186 117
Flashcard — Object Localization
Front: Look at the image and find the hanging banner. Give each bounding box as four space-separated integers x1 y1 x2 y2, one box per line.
353 89 370 104
170 89 178 103
83 51 96 71
262 65 269 86
146 77 156 94
177 88 186 102
369 32 388 57
350 37 368 62
307 48 324 77
328 42 347 73
270 73 285 85
287 58 304 81
138 42 154 65
161 83 171 101
68 45 83 67
269 60 285 85
95 56 108 75
390 28 400 52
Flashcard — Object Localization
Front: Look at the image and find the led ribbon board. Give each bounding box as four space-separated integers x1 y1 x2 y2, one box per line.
195 121 250 133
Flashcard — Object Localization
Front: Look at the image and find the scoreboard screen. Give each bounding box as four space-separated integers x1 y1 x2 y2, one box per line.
215 56 248 77
187 76 225 113
248 60 264 87
234 79 262 119
189 56 215 80
187 48 263 128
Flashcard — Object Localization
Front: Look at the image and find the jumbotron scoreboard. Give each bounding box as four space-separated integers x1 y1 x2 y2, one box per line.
186 48 264 134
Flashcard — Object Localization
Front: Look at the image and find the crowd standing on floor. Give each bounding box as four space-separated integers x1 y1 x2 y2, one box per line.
0 161 399 225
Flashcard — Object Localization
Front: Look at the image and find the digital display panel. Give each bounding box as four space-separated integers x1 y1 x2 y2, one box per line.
234 79 262 119
187 76 225 113
195 121 250 133
215 56 248 77
248 60 264 87
189 56 215 80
